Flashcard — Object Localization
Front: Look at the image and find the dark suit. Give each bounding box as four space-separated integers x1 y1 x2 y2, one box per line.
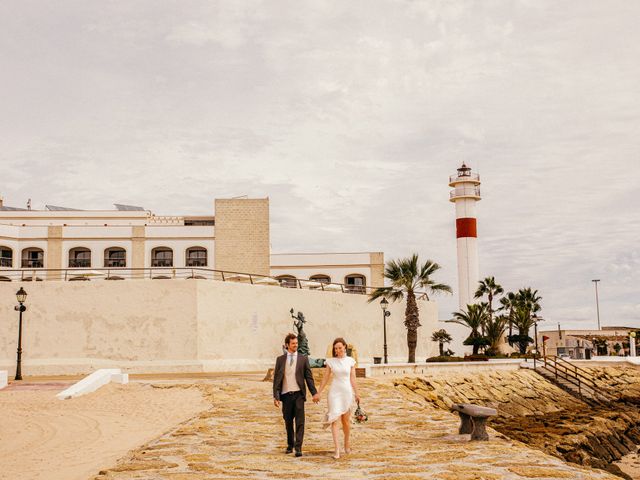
273 353 317 452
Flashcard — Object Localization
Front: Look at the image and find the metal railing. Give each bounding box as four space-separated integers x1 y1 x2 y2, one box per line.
69 259 91 268
0 266 402 297
450 187 481 199
0 258 12 268
449 172 480 183
537 355 616 404
21 259 44 268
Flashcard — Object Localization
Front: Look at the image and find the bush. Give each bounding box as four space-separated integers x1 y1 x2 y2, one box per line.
464 354 489 362
426 356 466 363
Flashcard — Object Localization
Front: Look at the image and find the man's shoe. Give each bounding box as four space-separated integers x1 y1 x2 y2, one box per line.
295 451 303 457
286 447 293 454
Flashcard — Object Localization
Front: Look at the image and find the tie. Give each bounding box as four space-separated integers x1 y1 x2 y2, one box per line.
289 354 294 366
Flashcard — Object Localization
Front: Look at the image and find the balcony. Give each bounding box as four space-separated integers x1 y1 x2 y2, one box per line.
448 172 480 187
69 259 91 268
22 259 44 268
0 258 12 268
449 186 481 202
151 259 173 267
105 259 126 268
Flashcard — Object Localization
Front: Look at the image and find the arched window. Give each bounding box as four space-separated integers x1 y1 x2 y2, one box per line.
0 247 13 268
186 247 207 267
69 247 91 268
276 275 298 288
151 247 173 267
310 274 331 284
344 274 366 294
21 248 44 268
104 247 126 268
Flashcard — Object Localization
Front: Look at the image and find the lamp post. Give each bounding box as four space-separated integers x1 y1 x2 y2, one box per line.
14 287 27 381
592 279 601 330
533 316 540 369
380 298 391 364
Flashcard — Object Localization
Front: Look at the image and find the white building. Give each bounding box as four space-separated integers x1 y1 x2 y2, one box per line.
0 197 384 290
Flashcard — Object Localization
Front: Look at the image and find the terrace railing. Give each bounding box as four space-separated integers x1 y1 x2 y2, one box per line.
0 266 422 298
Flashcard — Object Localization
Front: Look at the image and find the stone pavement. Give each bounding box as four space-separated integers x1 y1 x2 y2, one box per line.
93 375 619 480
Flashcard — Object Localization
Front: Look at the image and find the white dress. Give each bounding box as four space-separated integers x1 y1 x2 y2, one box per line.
323 356 356 427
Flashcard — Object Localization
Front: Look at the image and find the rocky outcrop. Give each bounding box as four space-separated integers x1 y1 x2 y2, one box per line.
396 367 640 479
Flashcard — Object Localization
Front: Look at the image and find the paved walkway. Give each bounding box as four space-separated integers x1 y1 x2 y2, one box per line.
94 375 618 480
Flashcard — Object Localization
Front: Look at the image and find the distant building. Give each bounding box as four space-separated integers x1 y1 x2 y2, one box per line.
537 326 638 359
0 197 384 290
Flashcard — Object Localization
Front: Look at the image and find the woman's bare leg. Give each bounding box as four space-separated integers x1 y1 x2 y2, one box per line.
341 412 351 453
331 421 341 459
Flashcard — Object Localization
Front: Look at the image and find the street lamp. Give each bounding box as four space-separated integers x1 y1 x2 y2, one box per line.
592 279 601 330
14 287 27 381
380 298 391 364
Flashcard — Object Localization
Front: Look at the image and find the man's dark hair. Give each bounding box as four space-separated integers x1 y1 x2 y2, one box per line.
284 333 297 345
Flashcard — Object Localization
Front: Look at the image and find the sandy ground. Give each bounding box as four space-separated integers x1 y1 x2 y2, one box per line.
0 381 209 480
616 451 640 480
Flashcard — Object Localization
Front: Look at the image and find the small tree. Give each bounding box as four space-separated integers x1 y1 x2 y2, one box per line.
484 315 508 356
447 304 489 355
431 329 453 356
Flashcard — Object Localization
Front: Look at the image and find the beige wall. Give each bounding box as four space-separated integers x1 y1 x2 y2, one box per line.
369 252 385 288
214 198 270 276
46 226 63 280
0 280 439 375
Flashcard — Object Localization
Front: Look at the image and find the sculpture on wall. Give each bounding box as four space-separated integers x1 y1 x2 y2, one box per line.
290 308 324 367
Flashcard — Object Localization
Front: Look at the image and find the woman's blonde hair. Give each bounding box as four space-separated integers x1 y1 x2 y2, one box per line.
332 337 347 357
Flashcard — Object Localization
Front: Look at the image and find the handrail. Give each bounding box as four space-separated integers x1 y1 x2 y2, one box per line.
0 266 428 298
541 355 616 403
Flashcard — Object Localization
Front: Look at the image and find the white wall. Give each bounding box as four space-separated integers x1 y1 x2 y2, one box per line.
0 280 439 375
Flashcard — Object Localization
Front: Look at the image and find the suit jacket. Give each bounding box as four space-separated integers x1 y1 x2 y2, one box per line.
273 353 317 401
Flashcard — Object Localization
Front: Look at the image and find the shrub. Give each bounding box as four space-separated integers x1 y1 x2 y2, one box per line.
426 356 466 363
464 354 489 362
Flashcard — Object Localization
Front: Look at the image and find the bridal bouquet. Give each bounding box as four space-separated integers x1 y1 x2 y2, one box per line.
354 401 368 424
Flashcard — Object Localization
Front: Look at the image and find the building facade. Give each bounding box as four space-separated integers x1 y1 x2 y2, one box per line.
537 327 639 359
0 197 384 290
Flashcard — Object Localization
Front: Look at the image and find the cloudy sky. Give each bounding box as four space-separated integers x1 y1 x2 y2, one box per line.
1 1 639 332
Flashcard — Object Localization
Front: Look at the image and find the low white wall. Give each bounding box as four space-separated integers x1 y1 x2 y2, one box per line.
365 359 523 378
0 280 439 375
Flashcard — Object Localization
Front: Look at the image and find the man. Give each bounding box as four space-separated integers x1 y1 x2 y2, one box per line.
273 333 318 457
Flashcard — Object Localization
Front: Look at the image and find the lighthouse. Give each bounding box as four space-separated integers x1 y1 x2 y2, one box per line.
449 163 481 310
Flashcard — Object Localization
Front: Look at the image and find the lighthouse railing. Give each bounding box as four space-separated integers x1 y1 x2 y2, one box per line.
449 172 480 183
450 186 481 199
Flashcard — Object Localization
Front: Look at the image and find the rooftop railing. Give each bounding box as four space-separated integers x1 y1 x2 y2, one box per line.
0 267 392 296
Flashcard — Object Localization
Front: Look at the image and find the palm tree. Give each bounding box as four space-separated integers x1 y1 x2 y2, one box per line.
447 303 489 355
499 291 517 338
475 276 503 335
484 315 508 356
431 329 453 356
507 288 543 354
369 254 452 363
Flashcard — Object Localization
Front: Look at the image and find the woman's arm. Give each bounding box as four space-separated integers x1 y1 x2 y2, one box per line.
350 366 361 403
316 364 332 397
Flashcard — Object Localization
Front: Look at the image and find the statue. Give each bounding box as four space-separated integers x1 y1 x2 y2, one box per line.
290 308 324 367
290 308 310 356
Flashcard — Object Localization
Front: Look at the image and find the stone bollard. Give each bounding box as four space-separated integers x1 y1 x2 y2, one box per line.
451 403 497 441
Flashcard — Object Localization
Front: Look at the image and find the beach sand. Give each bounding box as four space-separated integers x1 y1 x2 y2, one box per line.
0 381 209 480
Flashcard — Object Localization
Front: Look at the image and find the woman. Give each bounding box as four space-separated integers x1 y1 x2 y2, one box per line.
314 337 361 459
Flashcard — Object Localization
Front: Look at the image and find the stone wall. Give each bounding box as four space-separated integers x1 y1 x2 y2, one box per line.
0 279 439 375
214 198 270 276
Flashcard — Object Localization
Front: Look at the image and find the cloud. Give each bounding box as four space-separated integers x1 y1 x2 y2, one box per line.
0 0 639 336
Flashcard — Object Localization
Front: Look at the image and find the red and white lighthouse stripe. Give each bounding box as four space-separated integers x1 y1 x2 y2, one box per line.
449 164 481 310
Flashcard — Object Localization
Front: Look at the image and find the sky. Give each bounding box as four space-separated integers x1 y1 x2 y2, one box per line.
1 0 639 334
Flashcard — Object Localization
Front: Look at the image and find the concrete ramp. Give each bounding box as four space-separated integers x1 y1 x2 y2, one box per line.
56 369 129 400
